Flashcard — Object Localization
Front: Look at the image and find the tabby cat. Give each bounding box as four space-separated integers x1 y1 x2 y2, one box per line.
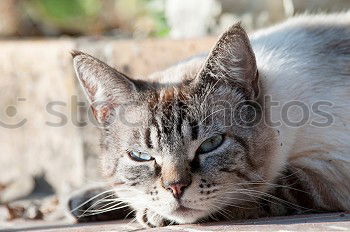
70 13 350 227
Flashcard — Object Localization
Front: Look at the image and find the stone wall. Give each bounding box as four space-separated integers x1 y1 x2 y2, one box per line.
0 37 215 202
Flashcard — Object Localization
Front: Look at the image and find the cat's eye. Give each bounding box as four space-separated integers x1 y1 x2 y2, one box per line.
197 135 224 154
127 150 154 162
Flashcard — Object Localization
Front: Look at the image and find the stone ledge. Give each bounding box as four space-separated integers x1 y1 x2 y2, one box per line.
3 213 350 231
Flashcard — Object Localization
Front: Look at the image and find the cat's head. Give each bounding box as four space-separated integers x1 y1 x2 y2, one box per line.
72 24 280 224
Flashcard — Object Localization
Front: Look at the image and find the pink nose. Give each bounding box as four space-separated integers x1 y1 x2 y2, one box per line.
166 183 189 199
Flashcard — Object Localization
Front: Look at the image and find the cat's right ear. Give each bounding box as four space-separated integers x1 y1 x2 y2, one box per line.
72 51 137 123
194 23 259 99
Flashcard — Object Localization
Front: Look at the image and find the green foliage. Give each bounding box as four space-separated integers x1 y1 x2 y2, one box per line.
31 0 100 19
151 11 170 37
23 0 169 37
145 0 170 37
25 0 101 33
117 0 169 37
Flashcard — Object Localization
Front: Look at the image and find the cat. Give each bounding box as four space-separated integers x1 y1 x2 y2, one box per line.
70 12 350 228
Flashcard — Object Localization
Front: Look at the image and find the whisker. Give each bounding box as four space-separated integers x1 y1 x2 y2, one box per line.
80 204 130 217
126 215 138 226
77 196 129 218
226 189 310 211
167 220 175 226
225 191 286 209
219 195 259 205
222 181 309 194
81 201 126 214
209 203 232 221
214 199 256 210
70 190 116 213
76 192 120 215
124 209 137 220
198 204 221 223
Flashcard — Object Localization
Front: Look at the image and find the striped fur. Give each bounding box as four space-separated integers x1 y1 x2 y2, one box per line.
72 13 350 228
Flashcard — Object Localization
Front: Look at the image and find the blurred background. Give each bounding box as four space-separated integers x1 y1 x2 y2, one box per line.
1 0 350 229
1 0 350 39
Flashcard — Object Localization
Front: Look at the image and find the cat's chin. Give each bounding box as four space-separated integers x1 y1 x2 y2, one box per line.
163 205 208 224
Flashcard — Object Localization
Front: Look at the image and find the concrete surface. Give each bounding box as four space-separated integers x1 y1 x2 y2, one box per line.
2 213 349 232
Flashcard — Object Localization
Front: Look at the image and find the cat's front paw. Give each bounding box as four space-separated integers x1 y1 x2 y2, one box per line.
136 208 172 228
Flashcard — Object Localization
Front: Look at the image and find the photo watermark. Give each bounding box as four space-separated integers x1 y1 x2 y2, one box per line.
0 95 335 130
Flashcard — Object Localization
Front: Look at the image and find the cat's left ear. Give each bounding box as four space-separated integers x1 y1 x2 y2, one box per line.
195 23 259 98
72 51 138 123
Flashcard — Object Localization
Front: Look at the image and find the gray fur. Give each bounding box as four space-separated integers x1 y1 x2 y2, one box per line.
71 13 350 228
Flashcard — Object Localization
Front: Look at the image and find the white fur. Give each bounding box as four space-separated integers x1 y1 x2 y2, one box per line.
253 13 350 208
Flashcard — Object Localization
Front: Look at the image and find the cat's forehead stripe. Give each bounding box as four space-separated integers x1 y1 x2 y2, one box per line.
143 87 200 150
189 119 199 141
145 127 153 149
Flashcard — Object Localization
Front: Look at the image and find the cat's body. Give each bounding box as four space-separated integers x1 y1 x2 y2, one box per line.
70 13 350 227
252 13 350 212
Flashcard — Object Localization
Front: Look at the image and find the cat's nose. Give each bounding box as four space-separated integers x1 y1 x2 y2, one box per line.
164 181 191 199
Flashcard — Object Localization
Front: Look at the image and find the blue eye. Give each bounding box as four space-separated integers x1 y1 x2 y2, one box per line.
197 135 224 154
128 150 154 162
